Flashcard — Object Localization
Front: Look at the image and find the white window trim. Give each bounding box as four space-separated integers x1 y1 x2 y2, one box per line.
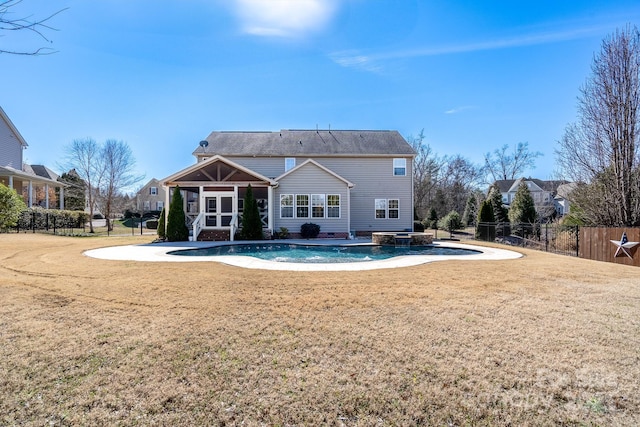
375 198 387 219
327 194 341 219
388 199 399 219
285 157 296 172
311 194 325 218
375 198 400 219
280 193 341 219
296 194 309 219
393 158 406 176
280 194 293 218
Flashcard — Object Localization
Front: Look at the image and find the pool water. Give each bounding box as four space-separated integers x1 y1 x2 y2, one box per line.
168 243 481 264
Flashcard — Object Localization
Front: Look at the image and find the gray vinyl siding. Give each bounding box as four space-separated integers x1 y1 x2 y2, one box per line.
318 157 413 232
0 119 23 168
221 155 413 233
225 156 285 179
274 162 350 233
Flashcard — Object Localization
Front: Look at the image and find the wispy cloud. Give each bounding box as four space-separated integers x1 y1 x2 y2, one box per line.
230 0 339 38
444 106 476 115
330 24 608 71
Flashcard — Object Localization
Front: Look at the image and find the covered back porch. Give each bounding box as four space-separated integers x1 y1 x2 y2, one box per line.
161 156 276 241
0 165 67 209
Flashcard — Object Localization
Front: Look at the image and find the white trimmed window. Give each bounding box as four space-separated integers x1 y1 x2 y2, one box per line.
388 199 399 218
393 158 406 176
285 158 296 172
143 200 150 211
375 199 387 218
327 194 340 218
296 195 309 218
150 186 158 195
280 194 293 218
156 201 164 210
312 194 325 218
375 198 399 219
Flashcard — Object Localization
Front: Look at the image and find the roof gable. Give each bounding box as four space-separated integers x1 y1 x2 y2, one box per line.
162 155 275 185
193 130 415 158
0 106 28 148
275 159 354 188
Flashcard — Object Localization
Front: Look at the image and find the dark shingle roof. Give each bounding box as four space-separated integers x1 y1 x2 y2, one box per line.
493 180 516 193
29 164 59 180
193 130 415 157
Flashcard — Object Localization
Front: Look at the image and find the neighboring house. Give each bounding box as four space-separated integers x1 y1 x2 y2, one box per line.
135 178 166 212
494 177 571 218
161 129 416 241
0 106 66 209
554 182 577 216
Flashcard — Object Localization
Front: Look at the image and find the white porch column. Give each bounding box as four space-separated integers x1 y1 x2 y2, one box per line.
233 185 238 242
28 180 33 207
60 187 65 210
45 184 50 209
347 187 352 239
267 185 274 232
164 185 170 224
8 175 13 189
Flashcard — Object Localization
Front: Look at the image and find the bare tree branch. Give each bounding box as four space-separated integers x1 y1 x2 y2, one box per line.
484 142 542 182
0 0 68 55
556 25 640 226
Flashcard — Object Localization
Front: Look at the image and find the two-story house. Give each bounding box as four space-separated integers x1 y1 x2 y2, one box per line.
135 178 167 213
494 177 571 219
161 129 416 241
0 106 66 208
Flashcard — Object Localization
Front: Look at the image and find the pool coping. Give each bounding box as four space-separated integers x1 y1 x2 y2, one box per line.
84 239 523 271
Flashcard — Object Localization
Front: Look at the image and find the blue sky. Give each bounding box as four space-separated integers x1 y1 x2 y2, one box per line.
3 0 640 190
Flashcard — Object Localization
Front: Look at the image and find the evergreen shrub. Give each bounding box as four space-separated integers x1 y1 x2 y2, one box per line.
300 222 320 238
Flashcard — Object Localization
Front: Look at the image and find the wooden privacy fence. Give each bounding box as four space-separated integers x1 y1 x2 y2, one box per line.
579 227 640 267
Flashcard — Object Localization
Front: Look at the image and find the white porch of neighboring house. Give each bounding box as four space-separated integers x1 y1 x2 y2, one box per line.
161 155 277 241
0 165 66 209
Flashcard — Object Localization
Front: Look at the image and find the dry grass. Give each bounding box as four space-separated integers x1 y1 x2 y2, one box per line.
1 233 639 426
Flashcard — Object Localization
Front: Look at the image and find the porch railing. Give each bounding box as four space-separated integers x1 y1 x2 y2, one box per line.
190 212 239 241
230 213 238 241
191 212 205 242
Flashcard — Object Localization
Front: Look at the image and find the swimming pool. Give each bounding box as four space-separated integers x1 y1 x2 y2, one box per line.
168 243 482 263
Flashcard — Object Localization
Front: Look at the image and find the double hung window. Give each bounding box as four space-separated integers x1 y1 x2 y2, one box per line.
375 198 399 219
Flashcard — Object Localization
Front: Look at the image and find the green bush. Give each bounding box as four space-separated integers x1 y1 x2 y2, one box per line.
240 184 263 240
277 227 289 239
438 211 462 234
300 223 320 238
15 207 88 232
157 207 166 239
0 184 27 230
166 187 189 242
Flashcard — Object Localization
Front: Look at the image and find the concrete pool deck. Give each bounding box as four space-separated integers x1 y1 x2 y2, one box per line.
84 239 523 271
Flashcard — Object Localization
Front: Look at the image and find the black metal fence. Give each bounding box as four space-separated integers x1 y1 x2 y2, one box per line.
11 208 89 235
475 222 580 257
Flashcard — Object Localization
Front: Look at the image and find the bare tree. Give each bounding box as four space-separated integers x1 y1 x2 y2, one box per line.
556 25 640 226
62 138 103 233
100 139 144 231
439 154 484 215
484 142 542 182
0 0 67 55
408 129 444 220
